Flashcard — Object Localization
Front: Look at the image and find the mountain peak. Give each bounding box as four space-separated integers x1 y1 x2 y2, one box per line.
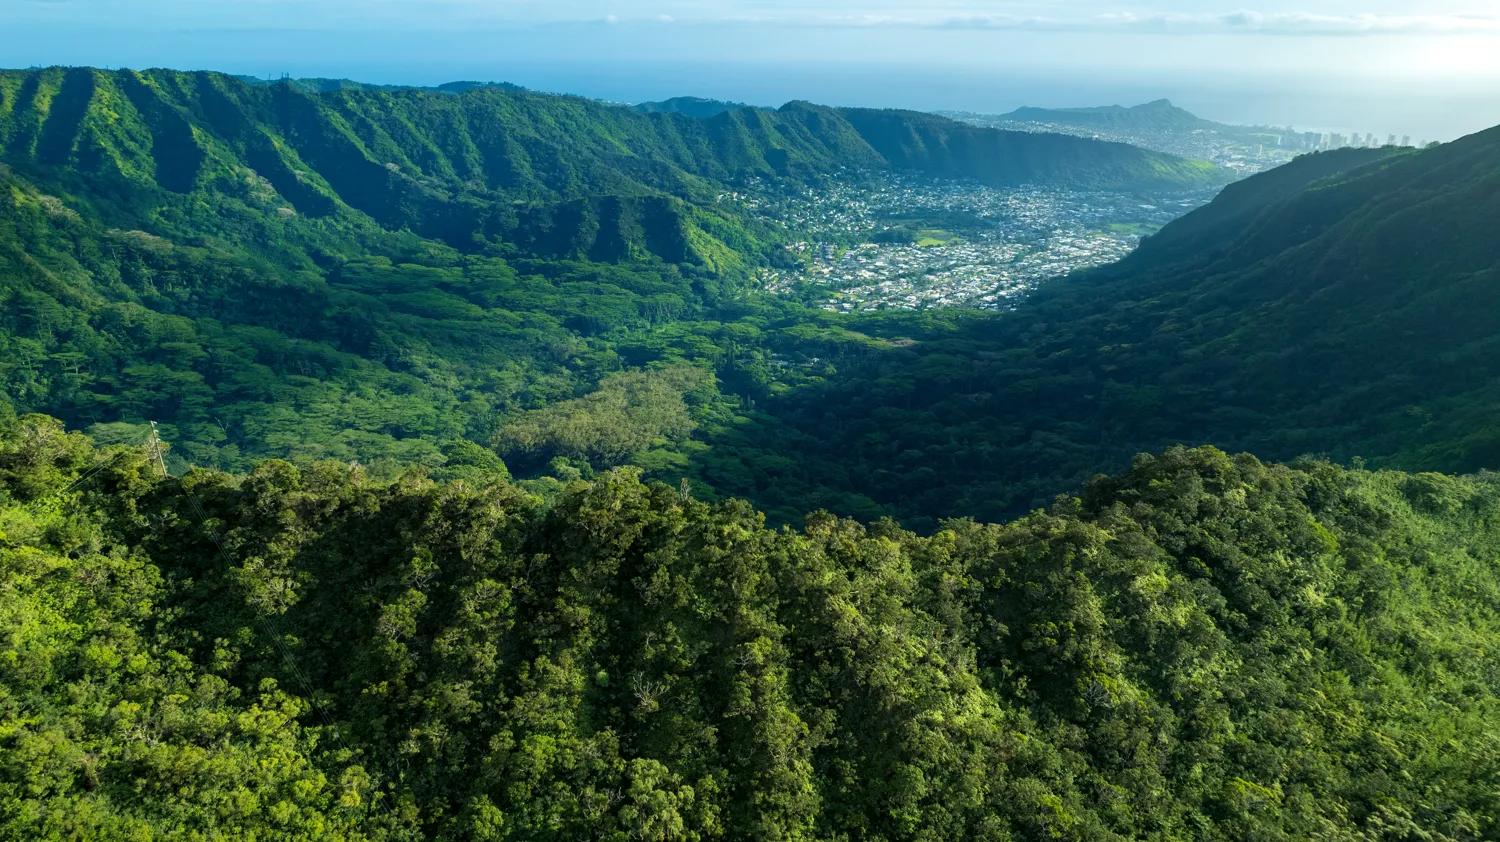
1000 98 1205 129
632 96 755 118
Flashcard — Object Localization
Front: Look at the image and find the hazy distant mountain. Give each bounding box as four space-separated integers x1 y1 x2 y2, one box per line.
1000 99 1210 130
631 96 756 118
234 76 527 95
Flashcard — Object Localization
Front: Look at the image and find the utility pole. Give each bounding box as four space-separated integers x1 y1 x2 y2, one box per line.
148 421 169 478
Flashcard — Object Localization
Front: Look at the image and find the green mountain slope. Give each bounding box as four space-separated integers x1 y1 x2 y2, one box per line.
0 64 1227 484
5 411 1500 840
632 96 755 118
822 103 1224 189
5 63 1500 842
700 132 1500 526
0 68 1226 227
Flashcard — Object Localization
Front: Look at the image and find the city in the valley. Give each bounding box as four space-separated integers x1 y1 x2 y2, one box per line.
736 174 1216 312
734 102 1423 314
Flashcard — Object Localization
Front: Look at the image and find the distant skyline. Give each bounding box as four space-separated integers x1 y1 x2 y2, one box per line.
6 1 1500 140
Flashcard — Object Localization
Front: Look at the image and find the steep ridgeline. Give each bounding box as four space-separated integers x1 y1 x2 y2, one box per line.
0 65 1226 482
828 105 1224 189
0 68 1225 248
632 96 756 118
0 66 802 265
0 152 768 477
5 410 1500 841
702 131 1500 526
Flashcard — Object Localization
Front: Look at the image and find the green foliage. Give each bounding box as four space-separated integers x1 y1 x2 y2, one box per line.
493 366 712 472
7 66 1500 838
703 135 1500 527
0 63 1230 516
0 416 375 840
4 413 1500 840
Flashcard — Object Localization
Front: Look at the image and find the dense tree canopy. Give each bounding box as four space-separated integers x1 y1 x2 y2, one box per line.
4 410 1500 840
5 63 1500 838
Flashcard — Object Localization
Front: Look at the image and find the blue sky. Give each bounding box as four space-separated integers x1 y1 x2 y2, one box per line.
6 1 1500 137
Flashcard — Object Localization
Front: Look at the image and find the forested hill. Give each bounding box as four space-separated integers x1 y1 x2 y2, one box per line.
718 130 1500 526
5 410 1500 840
0 68 1225 229
0 64 1225 488
632 96 754 118
6 64 1500 842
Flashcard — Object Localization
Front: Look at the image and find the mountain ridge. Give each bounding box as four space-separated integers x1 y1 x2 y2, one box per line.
700 130 1500 526
0 67 1229 219
631 96 756 118
1000 98 1210 130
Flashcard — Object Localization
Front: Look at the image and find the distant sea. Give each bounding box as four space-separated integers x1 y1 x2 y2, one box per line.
233 61 1500 144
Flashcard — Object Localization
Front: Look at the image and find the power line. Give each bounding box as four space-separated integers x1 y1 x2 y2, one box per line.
23 428 153 513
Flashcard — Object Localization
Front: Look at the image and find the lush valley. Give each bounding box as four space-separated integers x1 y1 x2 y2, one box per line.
3 62 1500 841
0 66 1226 485
715 136 1500 527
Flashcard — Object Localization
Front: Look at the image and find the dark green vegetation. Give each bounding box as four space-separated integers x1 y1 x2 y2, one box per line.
723 135 1500 527
632 97 755 119
5 62 1500 840
6 410 1500 840
0 65 1224 490
1000 99 1208 131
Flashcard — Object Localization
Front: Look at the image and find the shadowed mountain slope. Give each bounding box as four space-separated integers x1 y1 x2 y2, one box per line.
697 132 1500 526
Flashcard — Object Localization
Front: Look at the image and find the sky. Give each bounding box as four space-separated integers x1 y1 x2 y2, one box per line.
6 0 1500 139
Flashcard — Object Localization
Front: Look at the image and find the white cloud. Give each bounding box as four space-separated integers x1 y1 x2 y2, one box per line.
9 0 1500 39
923 10 1500 36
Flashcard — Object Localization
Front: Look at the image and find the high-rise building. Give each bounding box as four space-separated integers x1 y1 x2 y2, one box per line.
1402 135 1411 147
1387 134 1397 146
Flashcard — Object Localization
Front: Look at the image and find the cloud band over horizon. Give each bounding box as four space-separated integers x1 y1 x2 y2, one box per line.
11 1 1500 38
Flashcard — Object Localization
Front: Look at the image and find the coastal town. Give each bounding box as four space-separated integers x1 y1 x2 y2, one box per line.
732 173 1218 312
943 103 1424 178
946 112 1301 176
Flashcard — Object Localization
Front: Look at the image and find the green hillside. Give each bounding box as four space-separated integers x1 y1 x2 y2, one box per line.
5 411 1500 840
6 62 1500 842
0 68 1225 223
706 133 1500 526
632 97 755 118
0 65 1228 485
